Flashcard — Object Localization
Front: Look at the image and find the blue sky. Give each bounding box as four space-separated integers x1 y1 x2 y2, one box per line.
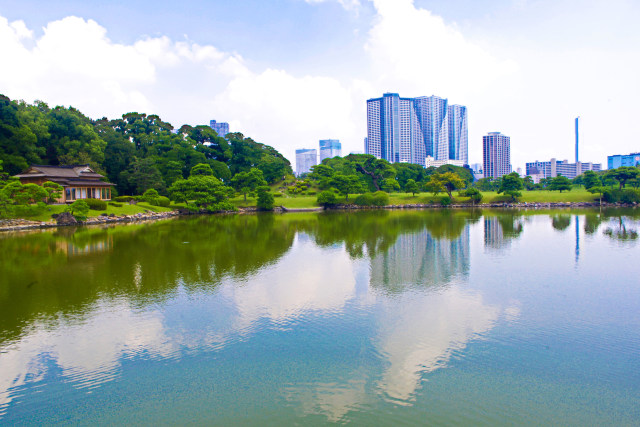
0 0 638 170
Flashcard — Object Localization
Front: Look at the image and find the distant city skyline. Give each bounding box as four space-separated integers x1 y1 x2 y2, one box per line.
319 139 342 162
365 93 467 166
209 120 229 137
0 1 637 170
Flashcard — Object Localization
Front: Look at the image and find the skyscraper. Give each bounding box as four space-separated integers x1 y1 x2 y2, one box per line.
295 149 317 176
209 120 229 137
319 139 342 162
366 93 467 166
483 132 511 179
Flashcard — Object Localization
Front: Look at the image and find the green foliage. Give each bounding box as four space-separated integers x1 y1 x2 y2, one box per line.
440 196 452 206
474 177 499 192
142 188 160 204
582 170 601 190
460 187 483 205
547 175 572 192
602 188 640 204
155 196 171 207
108 202 123 207
498 172 524 201
424 177 445 196
404 179 420 196
230 167 268 201
371 191 390 206
169 175 233 210
428 172 465 199
523 176 535 191
380 177 400 193
67 199 90 221
256 186 275 211
606 167 640 189
317 190 338 208
42 181 63 203
85 198 107 211
190 163 214 176
353 193 374 206
114 196 135 203
331 173 364 200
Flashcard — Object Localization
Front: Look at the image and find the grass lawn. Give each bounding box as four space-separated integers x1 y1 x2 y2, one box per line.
22 201 177 222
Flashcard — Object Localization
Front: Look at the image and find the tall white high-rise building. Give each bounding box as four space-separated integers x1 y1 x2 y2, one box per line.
366 93 467 166
483 132 511 179
319 139 342 162
295 149 317 176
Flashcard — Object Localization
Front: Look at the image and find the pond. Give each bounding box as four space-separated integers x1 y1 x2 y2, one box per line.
1 209 639 425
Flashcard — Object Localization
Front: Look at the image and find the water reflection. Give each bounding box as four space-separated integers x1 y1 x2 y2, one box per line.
1 208 639 422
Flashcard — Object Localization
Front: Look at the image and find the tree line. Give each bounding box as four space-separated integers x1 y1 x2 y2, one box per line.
0 94 292 196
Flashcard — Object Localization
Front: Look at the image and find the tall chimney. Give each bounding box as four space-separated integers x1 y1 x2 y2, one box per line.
575 117 579 163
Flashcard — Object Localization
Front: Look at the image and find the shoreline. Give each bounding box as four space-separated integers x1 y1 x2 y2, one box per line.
0 201 636 233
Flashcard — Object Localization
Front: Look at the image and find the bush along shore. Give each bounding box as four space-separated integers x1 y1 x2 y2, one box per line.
2 200 638 233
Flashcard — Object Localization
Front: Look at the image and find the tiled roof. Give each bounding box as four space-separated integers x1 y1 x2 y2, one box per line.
14 165 114 186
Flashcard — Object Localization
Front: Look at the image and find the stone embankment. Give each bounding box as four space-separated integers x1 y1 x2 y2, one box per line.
330 201 632 210
0 210 179 232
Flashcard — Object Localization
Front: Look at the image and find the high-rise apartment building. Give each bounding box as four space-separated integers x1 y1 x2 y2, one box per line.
608 152 640 169
366 93 467 166
295 149 317 176
209 120 229 137
525 159 601 180
483 132 511 179
319 139 342 162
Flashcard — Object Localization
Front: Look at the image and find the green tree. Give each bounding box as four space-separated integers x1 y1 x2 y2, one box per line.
190 163 214 176
424 177 445 196
120 157 165 195
380 177 400 193
230 168 268 202
67 199 90 222
256 186 275 211
142 188 160 204
331 173 364 200
42 181 63 203
547 175 572 192
582 170 601 190
405 179 419 196
169 175 233 210
497 172 524 201
523 175 535 191
429 172 465 199
588 186 605 204
317 190 337 208
461 187 483 205
607 167 640 189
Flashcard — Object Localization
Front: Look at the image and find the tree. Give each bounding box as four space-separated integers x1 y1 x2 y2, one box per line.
405 179 419 196
331 173 364 200
67 199 89 222
461 187 483 205
547 175 572 192
169 175 233 210
230 168 268 201
523 175 535 191
317 190 337 208
190 163 214 176
588 186 605 204
120 157 165 195
380 177 400 193
256 186 274 211
42 181 63 203
582 170 601 190
607 167 640 189
429 172 465 199
142 188 160 204
497 172 524 201
424 177 445 196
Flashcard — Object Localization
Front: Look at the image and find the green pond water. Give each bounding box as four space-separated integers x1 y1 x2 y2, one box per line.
0 209 639 425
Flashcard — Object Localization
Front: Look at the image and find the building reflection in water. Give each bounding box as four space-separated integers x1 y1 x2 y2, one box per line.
369 227 470 291
484 215 524 251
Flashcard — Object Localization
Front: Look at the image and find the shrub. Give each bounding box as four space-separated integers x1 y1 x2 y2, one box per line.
602 189 640 203
317 190 338 208
354 193 374 206
256 186 275 211
142 188 160 205
371 191 389 206
440 196 452 206
306 191 317 195
114 196 135 203
67 199 90 222
85 198 107 210
155 196 171 207
108 202 123 207
273 192 283 198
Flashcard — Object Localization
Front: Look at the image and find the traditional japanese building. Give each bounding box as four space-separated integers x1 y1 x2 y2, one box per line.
14 165 115 203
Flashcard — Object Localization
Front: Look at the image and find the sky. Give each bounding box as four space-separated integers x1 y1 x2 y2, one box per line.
0 0 638 171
